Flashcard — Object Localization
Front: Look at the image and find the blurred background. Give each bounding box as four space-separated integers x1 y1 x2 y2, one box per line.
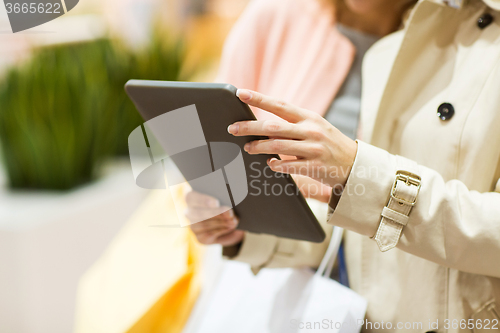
0 0 248 331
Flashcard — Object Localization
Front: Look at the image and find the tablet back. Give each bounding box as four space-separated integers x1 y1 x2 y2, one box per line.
125 80 325 243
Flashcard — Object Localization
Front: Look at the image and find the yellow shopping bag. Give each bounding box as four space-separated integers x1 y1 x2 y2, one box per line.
75 190 202 333
127 230 200 333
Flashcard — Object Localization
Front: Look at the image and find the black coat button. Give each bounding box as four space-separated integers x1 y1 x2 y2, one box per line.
437 103 455 121
478 13 494 29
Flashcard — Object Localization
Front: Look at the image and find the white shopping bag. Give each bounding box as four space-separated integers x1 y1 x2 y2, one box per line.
184 227 367 333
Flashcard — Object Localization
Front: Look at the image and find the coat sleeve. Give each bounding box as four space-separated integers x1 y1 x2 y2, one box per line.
230 199 333 273
483 0 500 10
328 140 500 278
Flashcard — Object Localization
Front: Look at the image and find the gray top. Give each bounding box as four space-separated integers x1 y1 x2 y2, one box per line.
325 25 378 285
325 23 379 139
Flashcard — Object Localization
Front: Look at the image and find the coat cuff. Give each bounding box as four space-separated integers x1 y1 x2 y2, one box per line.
229 232 278 269
327 141 398 237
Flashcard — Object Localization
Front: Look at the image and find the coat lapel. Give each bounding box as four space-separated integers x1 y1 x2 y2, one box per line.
367 0 460 150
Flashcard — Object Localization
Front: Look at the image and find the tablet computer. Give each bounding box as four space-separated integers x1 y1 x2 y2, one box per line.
125 80 326 243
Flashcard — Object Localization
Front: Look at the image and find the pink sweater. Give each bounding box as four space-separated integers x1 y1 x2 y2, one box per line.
215 0 356 121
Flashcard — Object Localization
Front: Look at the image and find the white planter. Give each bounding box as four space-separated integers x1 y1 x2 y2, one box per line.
0 160 149 333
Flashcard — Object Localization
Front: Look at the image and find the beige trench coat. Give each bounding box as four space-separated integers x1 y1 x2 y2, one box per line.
230 0 500 331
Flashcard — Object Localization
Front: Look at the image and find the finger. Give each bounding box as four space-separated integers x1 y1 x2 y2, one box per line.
186 207 234 224
227 119 307 140
267 158 320 177
244 139 320 158
185 191 220 208
235 89 312 123
196 227 238 245
190 217 238 232
215 230 245 247
185 206 234 223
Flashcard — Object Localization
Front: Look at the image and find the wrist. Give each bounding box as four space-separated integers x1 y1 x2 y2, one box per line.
329 140 358 209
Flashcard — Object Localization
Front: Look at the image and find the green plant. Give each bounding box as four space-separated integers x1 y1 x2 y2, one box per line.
0 35 185 190
112 33 186 155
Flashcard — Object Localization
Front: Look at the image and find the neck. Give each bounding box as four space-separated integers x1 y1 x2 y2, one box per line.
335 1 408 37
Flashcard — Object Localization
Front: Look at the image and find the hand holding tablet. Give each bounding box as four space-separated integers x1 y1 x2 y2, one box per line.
125 80 326 243
229 89 358 192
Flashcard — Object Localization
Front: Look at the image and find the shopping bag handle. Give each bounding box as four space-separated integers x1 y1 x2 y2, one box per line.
316 227 344 278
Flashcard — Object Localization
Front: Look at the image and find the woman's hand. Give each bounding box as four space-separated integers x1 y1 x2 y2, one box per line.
185 191 244 246
292 175 332 203
228 89 358 191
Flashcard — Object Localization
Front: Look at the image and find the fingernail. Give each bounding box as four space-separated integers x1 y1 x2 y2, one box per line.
244 143 250 152
231 218 238 226
224 210 234 218
268 158 278 167
208 199 219 208
228 124 239 134
268 158 281 170
236 89 252 101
